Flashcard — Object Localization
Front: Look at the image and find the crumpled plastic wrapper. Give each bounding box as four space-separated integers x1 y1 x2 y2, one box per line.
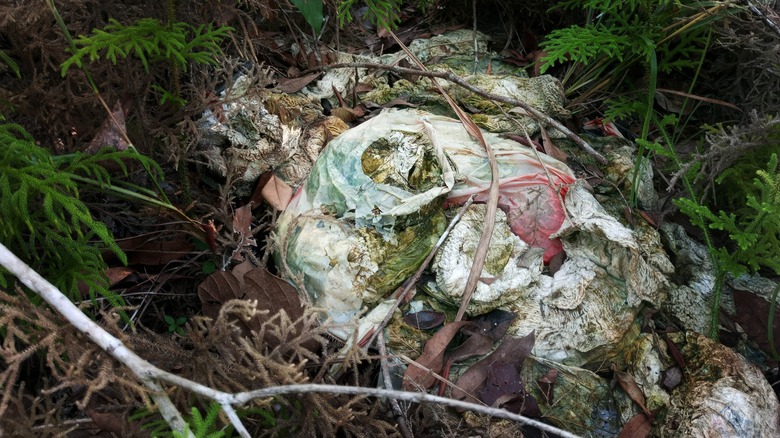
275 108 574 324
660 332 780 437
428 179 673 367
197 88 348 197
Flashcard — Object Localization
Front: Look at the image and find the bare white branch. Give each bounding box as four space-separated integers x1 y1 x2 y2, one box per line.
0 242 583 438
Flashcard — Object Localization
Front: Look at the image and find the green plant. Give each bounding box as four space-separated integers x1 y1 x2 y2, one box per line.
337 0 431 29
292 0 325 34
630 107 780 336
61 18 232 75
165 314 188 336
59 17 232 105
0 122 161 308
136 402 230 438
676 154 780 276
540 1 735 196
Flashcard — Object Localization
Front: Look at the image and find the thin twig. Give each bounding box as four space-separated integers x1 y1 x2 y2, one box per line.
378 331 414 438
299 61 608 164
0 241 582 438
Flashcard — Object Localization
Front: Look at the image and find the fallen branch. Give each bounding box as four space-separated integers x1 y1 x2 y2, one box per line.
0 242 582 437
299 61 608 165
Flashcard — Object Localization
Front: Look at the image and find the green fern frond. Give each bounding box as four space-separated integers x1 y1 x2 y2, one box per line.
0 122 167 309
61 18 233 76
540 24 631 73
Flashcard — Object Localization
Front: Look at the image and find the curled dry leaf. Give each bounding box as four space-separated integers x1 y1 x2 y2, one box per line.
403 310 446 330
611 363 653 418
276 72 321 93
261 173 294 210
452 331 535 404
537 368 558 405
403 321 471 391
617 413 652 438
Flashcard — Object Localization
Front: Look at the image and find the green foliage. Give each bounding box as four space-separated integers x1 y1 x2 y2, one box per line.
61 18 233 75
165 314 188 336
292 0 325 34
173 403 227 438
676 154 780 276
136 402 230 438
0 49 20 79
540 24 631 68
338 0 402 28
540 0 734 97
337 0 430 29
0 122 159 306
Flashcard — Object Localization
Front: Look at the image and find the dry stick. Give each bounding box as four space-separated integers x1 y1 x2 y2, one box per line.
228 384 583 438
0 243 233 438
299 61 608 165
0 242 583 438
380 31 501 323
377 331 414 438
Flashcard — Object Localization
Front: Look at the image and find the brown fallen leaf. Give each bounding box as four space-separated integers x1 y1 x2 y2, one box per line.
115 234 195 266
260 173 294 210
403 310 445 330
732 289 780 358
276 72 321 93
662 366 683 391
540 126 569 163
403 321 471 391
452 331 535 404
537 368 558 405
611 363 653 418
85 98 131 153
617 413 652 438
479 361 523 407
469 309 516 340
232 203 257 255
197 271 244 320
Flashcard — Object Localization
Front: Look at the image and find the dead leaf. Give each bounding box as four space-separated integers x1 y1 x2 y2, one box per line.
85 99 131 153
479 362 523 407
452 331 535 404
537 368 558 405
403 311 445 330
331 106 360 123
116 234 195 266
231 260 254 288
611 363 653 418
232 203 256 254
276 72 321 93
242 268 304 323
261 173 294 210
618 413 652 438
662 366 683 391
540 126 569 163
403 321 471 391
444 326 493 364
469 309 516 340
106 267 136 287
197 271 244 319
